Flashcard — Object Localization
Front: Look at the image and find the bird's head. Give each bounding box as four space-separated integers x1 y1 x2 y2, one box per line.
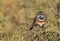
37 11 43 15
36 11 45 20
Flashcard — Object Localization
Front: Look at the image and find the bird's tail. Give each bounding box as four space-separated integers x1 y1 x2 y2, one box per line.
29 26 33 30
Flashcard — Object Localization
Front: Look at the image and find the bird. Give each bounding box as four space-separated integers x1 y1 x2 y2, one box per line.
29 11 46 30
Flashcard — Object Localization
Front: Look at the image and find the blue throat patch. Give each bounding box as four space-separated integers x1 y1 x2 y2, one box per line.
37 15 45 20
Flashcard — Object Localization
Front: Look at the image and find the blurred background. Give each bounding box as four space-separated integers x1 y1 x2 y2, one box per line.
0 0 60 41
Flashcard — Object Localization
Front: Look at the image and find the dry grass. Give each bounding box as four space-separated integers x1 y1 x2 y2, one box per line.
0 0 60 41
